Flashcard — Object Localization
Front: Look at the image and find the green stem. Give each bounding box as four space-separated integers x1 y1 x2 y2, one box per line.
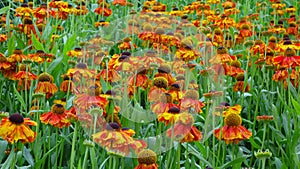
55 128 59 169
177 143 181 168
261 158 266 169
90 147 96 169
70 122 78 169
82 148 89 169
261 123 267 150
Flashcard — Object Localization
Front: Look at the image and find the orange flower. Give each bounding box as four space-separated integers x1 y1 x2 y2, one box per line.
233 74 250 92
127 68 149 96
151 93 177 115
250 40 266 55
34 72 58 99
166 112 202 142
175 46 201 62
94 6 112 17
256 115 274 122
209 47 236 64
135 149 158 169
0 34 7 42
14 64 37 91
203 90 223 98
67 63 96 83
286 22 298 35
93 122 146 156
60 75 74 92
74 85 108 110
112 0 127 6
180 90 205 113
33 3 48 19
154 64 176 85
67 48 83 58
158 107 180 125
95 20 110 27
15 3 32 17
272 48 300 68
239 24 252 38
14 64 37 80
27 50 55 63
96 69 121 83
148 77 168 102
214 111 252 144
7 49 27 63
40 104 71 128
0 53 12 70
272 69 289 81
167 83 183 103
139 51 166 69
0 113 37 144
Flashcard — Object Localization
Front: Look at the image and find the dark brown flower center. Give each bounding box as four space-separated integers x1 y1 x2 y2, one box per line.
88 86 101 96
158 65 171 74
169 83 180 91
217 47 227 54
106 122 120 130
13 49 23 55
236 73 245 81
76 63 87 69
52 104 65 114
38 73 52 82
168 107 180 114
9 113 24 124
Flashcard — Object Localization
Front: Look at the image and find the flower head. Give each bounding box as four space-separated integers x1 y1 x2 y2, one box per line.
214 111 252 144
40 104 71 128
135 149 158 169
0 113 37 144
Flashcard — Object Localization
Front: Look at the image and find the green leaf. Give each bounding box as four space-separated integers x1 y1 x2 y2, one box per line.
99 157 110 169
0 6 9 15
13 84 26 112
188 149 212 168
273 157 282 169
35 141 61 167
47 56 63 75
100 77 107 93
219 156 248 169
291 98 300 115
249 137 260 149
0 140 8 162
23 146 34 166
7 33 15 56
1 150 15 169
62 34 77 58
31 32 44 51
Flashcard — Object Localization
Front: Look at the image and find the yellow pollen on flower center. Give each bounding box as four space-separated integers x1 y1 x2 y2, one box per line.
284 48 296 57
153 77 168 88
137 149 157 165
241 24 250 30
224 112 242 126
184 90 199 100
230 60 241 68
